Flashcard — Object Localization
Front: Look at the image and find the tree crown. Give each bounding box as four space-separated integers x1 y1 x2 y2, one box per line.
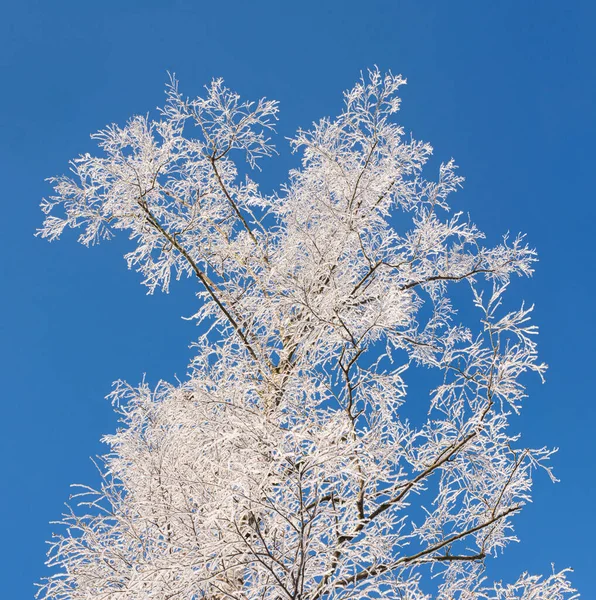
37 69 577 600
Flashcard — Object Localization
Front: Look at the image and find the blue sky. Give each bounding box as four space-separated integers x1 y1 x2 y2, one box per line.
1 1 594 597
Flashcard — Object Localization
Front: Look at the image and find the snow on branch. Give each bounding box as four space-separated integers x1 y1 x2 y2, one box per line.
37 69 577 600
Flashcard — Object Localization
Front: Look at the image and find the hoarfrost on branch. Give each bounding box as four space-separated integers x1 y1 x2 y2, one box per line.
37 69 578 600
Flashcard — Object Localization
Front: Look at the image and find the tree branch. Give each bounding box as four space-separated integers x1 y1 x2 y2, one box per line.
330 506 521 590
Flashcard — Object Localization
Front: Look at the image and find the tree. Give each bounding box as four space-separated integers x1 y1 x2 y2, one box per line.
37 69 577 600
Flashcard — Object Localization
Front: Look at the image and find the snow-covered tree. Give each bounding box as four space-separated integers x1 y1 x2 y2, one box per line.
37 70 578 600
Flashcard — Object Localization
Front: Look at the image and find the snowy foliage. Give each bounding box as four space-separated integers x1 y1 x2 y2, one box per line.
38 70 577 600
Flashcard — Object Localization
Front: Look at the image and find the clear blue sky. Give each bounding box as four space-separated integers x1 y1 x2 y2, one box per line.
1 1 594 597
